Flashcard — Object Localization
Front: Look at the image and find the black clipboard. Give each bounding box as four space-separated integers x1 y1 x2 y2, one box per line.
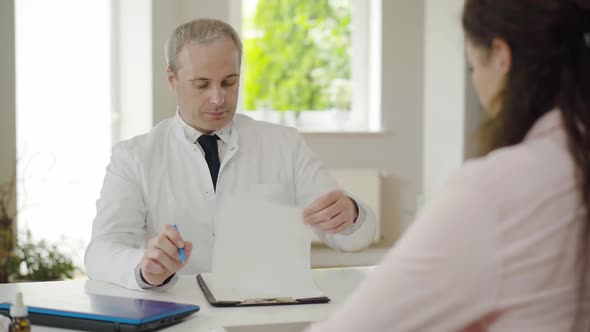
196 274 330 307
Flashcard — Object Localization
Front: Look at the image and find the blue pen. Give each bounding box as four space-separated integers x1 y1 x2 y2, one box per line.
173 224 186 264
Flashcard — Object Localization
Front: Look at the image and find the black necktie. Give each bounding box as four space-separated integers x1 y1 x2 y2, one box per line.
197 134 220 190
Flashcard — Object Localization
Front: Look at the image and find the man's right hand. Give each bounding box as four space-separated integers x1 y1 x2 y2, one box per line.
140 224 193 286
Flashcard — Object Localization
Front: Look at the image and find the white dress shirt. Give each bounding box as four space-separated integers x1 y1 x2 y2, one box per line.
306 110 590 331
85 112 377 290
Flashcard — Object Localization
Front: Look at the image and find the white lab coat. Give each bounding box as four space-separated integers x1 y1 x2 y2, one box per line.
85 113 376 290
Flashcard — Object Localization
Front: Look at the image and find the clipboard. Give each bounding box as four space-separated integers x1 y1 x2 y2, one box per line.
196 274 330 307
205 197 330 308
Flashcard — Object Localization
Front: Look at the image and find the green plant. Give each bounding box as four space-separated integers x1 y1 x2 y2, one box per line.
9 229 75 281
244 0 352 112
0 171 16 283
0 159 77 283
328 78 352 110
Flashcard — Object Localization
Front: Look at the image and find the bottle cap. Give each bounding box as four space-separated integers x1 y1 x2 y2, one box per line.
9 292 28 318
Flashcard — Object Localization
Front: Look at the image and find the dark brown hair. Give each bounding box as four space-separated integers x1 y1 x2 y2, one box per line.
463 0 590 328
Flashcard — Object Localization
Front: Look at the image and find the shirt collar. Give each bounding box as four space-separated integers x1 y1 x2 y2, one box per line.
525 109 562 141
175 109 233 145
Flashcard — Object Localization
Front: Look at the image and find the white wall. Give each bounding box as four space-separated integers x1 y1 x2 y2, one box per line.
0 0 16 219
309 0 426 243
422 0 483 201
114 0 153 142
151 0 180 126
423 0 467 199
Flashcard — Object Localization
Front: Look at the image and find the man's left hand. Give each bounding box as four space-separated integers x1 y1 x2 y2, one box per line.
303 190 359 234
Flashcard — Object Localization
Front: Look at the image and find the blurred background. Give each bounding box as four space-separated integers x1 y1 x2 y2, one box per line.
0 0 482 282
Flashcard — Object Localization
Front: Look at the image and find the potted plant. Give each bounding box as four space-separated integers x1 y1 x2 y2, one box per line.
0 165 76 283
8 229 76 282
0 171 17 283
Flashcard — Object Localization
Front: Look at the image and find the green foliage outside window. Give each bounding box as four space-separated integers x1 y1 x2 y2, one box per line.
244 0 352 112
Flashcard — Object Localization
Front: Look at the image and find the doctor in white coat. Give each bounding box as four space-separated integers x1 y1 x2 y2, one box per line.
85 18 377 290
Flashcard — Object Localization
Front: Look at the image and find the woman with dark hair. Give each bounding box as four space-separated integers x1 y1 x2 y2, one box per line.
306 0 590 331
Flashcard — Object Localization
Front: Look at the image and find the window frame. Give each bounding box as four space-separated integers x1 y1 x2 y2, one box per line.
230 0 382 133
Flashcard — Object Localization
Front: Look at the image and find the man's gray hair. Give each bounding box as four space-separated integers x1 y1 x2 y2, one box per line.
165 18 243 74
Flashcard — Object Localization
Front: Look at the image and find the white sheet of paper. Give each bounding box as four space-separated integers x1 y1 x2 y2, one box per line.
202 195 324 301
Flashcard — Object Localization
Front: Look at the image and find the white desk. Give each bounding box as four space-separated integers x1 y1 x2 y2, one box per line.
0 267 370 331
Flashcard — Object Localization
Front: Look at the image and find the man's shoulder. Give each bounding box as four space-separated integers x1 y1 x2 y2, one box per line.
113 118 175 156
234 113 299 139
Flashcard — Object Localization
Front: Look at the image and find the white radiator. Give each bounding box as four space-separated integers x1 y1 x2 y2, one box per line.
313 168 382 243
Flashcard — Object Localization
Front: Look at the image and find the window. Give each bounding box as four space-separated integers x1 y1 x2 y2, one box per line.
15 0 112 270
238 0 382 132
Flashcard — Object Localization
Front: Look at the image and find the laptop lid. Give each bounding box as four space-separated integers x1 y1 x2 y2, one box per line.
0 293 199 332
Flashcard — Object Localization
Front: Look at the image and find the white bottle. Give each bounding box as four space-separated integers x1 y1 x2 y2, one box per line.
9 292 30 332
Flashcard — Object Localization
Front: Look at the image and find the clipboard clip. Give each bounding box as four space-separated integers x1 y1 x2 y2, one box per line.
241 297 298 305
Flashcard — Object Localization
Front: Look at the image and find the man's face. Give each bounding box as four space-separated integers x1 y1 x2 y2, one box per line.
168 37 240 134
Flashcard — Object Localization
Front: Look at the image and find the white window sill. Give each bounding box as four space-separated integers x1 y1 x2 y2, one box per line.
240 109 384 134
300 129 389 136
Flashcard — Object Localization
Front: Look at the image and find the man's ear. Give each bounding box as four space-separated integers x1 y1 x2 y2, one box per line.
490 37 512 76
166 67 177 91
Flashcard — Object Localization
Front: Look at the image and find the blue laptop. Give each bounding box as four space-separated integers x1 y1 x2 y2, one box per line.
0 293 199 332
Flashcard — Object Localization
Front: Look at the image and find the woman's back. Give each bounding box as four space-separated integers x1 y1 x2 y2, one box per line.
306 111 589 332
306 0 590 330
476 111 587 330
